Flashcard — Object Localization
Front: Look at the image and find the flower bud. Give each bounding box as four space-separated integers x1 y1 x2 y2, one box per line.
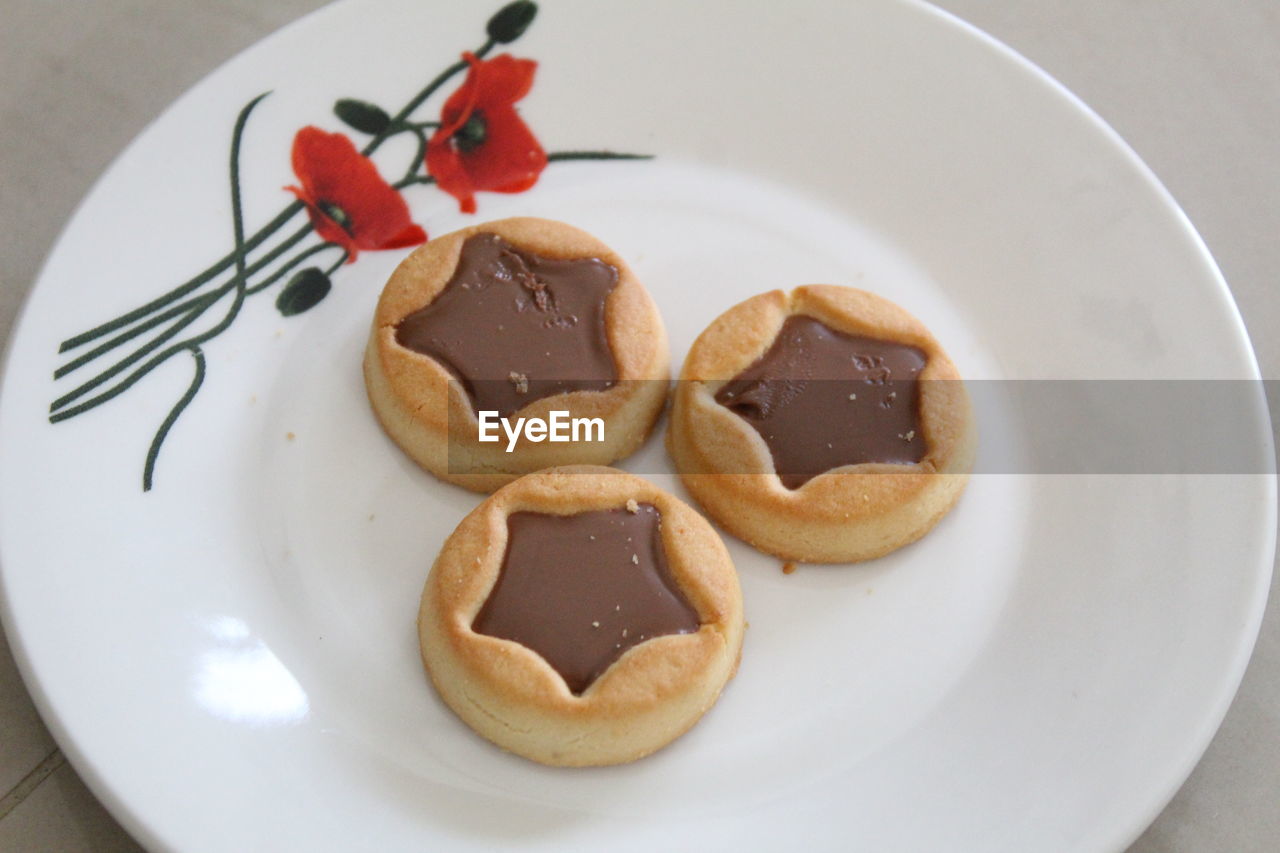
487 1 537 44
276 268 332 316
334 99 390 135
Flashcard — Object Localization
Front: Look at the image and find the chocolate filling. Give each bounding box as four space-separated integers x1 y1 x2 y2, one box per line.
473 504 701 695
715 315 927 489
394 233 619 417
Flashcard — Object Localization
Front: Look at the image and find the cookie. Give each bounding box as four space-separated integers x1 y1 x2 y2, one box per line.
419 466 744 766
364 218 669 493
667 286 974 563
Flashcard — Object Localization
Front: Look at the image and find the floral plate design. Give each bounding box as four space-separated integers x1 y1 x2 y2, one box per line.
47 1 643 490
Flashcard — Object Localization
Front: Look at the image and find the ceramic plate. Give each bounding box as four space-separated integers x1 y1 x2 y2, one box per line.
1 1 1274 850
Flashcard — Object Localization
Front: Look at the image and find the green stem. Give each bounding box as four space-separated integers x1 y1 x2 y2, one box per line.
245 241 335 295
54 290 222 380
546 151 653 162
324 251 350 275
362 39 495 157
49 291 247 423
142 346 205 492
60 36 495 356
398 127 429 185
58 200 304 353
50 293 216 413
56 223 314 379
394 174 436 190
52 93 265 425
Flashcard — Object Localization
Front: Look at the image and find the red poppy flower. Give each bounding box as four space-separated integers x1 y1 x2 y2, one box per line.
426 53 548 214
285 126 426 262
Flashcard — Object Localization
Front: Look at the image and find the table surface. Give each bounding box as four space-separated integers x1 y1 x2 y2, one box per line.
1 1 1277 850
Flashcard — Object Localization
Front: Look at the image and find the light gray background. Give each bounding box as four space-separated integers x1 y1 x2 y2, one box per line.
0 1 1276 850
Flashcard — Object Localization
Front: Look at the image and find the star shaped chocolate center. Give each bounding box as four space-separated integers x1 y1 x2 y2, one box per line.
394 233 619 417
472 504 701 695
715 315 928 488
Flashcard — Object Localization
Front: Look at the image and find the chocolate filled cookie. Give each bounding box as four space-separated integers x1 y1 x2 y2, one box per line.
364 218 669 492
419 466 744 766
667 286 974 563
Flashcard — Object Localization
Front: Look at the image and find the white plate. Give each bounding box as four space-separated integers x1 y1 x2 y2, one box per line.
1 1 1274 850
